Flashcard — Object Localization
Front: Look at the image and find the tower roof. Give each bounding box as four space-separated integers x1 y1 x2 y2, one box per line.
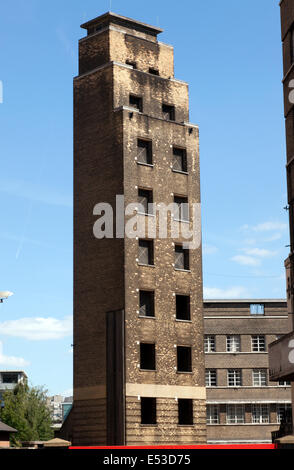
80 12 163 37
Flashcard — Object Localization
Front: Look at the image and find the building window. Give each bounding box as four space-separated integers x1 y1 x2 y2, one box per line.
138 188 153 215
226 405 244 424
250 304 264 315
129 94 143 112
126 60 137 69
1 373 19 384
227 369 242 387
177 346 192 372
137 139 152 165
205 369 217 387
226 335 240 353
277 404 292 424
174 196 189 222
149 68 159 75
178 399 193 425
140 343 156 370
251 404 269 424
141 397 156 424
138 239 154 266
139 290 155 317
278 380 291 386
251 335 266 352
176 295 191 321
206 405 219 424
252 369 267 387
204 335 216 353
172 147 187 173
174 245 189 270
162 103 175 121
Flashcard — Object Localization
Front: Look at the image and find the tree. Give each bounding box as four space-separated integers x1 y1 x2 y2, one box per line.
0 381 54 446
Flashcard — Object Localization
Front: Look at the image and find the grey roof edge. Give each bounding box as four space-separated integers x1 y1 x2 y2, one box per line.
80 12 163 35
0 421 17 433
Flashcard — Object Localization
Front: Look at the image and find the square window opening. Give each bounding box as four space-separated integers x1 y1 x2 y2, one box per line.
178 399 193 425
138 239 154 266
176 295 191 321
139 290 155 317
177 346 192 372
137 139 152 165
140 343 156 370
250 304 264 315
174 196 189 222
172 147 187 172
129 94 143 112
162 103 175 121
138 188 153 215
175 245 189 270
141 397 156 424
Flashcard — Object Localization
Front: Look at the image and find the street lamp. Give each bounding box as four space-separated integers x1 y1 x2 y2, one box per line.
0 291 13 303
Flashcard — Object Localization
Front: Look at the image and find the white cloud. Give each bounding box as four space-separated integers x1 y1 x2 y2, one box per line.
253 222 287 232
0 341 29 367
231 255 261 266
203 286 250 299
0 316 73 341
60 388 73 397
203 244 218 255
242 248 277 258
264 233 283 242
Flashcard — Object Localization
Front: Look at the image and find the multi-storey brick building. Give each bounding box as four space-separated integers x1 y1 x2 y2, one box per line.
73 12 206 446
269 2 294 435
204 299 291 444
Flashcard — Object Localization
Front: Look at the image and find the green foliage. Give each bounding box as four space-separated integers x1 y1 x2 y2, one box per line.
0 381 54 446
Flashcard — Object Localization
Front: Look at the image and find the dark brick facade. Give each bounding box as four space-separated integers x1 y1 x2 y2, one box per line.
73 12 206 446
204 299 291 444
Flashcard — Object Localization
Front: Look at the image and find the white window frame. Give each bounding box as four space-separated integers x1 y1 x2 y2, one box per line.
252 369 267 387
207 405 219 424
251 404 269 424
226 404 244 424
226 335 240 353
205 369 217 387
277 404 292 424
250 304 264 315
227 369 242 387
251 335 266 352
204 335 215 353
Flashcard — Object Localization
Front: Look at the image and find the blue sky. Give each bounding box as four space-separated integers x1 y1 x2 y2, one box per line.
0 0 288 395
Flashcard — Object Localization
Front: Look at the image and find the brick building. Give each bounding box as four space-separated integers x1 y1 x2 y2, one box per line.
268 1 294 434
73 12 206 446
204 299 291 444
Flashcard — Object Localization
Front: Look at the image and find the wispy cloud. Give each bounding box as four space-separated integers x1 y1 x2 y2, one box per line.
231 246 278 266
0 316 73 341
0 341 29 367
0 178 72 208
203 286 250 299
241 221 287 233
203 244 218 255
242 248 278 258
253 222 287 232
60 388 73 397
231 255 261 266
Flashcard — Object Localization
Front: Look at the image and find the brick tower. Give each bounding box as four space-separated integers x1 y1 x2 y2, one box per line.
73 12 206 446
